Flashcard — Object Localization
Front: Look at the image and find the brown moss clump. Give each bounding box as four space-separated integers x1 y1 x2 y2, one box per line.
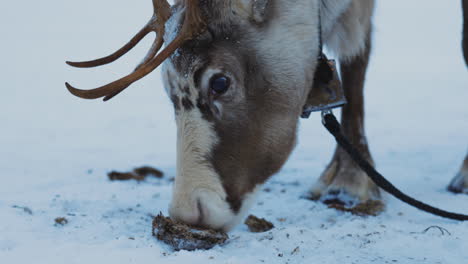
245 215 274 233
108 172 145 181
152 213 228 251
54 217 69 226
108 166 164 182
133 166 164 178
327 200 385 216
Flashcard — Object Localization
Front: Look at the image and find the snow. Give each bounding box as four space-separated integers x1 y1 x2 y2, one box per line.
1 0 467 263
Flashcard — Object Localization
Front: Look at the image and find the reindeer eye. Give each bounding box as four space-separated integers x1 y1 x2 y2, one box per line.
210 75 230 95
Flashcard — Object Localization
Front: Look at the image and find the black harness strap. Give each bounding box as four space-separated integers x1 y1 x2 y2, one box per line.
321 111 468 221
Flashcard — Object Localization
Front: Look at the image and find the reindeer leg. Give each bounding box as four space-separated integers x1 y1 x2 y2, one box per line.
447 1 468 194
448 154 468 193
447 0 468 194
309 29 383 214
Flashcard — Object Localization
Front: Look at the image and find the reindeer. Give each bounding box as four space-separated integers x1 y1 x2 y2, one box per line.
66 0 468 231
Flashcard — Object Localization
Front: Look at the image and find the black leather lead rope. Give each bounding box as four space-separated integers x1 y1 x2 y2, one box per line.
321 111 468 221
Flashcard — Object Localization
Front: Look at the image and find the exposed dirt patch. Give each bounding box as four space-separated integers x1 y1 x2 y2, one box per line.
108 166 164 182
133 166 164 178
108 172 145 181
245 215 274 233
327 200 385 216
54 217 69 226
152 213 228 251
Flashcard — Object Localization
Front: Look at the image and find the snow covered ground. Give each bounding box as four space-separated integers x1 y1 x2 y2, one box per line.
1 0 467 263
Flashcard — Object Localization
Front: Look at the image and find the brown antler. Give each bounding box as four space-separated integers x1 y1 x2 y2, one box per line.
66 0 206 101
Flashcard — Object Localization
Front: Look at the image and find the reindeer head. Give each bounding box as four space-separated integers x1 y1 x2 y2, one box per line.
67 0 321 231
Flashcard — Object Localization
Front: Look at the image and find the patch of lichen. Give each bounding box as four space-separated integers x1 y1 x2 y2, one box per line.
152 213 228 251
108 166 164 182
244 215 274 233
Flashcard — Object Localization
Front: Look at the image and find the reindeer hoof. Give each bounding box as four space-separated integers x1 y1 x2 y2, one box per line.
308 154 384 216
307 187 384 216
322 190 385 216
448 171 468 194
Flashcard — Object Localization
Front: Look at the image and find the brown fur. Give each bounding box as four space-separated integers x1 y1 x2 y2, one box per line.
166 1 381 227
170 27 301 212
165 1 321 220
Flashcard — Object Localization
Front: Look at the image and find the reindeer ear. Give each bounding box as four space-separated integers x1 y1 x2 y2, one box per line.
234 0 270 24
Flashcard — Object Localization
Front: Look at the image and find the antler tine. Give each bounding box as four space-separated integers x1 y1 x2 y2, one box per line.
152 0 164 13
66 0 171 69
135 0 171 70
65 35 182 101
66 26 151 68
180 0 206 39
66 0 206 101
